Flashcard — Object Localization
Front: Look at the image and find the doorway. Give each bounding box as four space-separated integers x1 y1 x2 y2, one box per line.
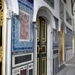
59 26 64 63
37 17 47 75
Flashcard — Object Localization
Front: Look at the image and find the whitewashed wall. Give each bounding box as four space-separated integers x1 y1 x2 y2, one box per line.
34 0 74 75
33 0 60 22
63 0 74 62
4 0 74 75
34 0 74 29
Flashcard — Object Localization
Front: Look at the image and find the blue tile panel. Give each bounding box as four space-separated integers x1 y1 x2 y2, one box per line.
53 17 59 49
65 27 72 47
12 0 34 52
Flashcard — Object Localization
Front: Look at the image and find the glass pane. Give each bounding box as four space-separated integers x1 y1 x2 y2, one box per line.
42 58 46 74
42 60 45 74
29 69 33 75
16 74 19 75
42 22 45 39
66 12 72 25
37 19 40 41
20 69 26 75
63 0 66 3
42 21 46 42
15 54 31 64
44 0 54 9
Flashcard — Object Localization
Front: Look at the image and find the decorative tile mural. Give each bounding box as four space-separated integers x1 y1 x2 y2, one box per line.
12 0 34 52
53 17 59 49
65 27 72 47
44 0 54 9
19 10 30 41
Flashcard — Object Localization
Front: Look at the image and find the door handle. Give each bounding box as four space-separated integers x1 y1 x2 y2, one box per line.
38 47 41 51
38 47 42 51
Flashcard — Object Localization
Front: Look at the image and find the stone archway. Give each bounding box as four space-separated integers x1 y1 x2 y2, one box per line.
33 6 56 75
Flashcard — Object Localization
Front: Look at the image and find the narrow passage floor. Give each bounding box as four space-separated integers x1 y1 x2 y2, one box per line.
56 56 75 75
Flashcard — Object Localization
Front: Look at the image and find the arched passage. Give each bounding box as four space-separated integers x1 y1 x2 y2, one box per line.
33 6 56 75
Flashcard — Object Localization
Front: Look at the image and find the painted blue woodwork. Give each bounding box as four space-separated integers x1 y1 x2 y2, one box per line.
12 0 34 52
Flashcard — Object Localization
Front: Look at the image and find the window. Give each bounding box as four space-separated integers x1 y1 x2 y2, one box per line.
44 0 54 9
63 0 66 3
54 29 58 43
71 0 74 15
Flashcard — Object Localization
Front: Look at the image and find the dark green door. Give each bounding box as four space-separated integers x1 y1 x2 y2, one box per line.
37 17 47 75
